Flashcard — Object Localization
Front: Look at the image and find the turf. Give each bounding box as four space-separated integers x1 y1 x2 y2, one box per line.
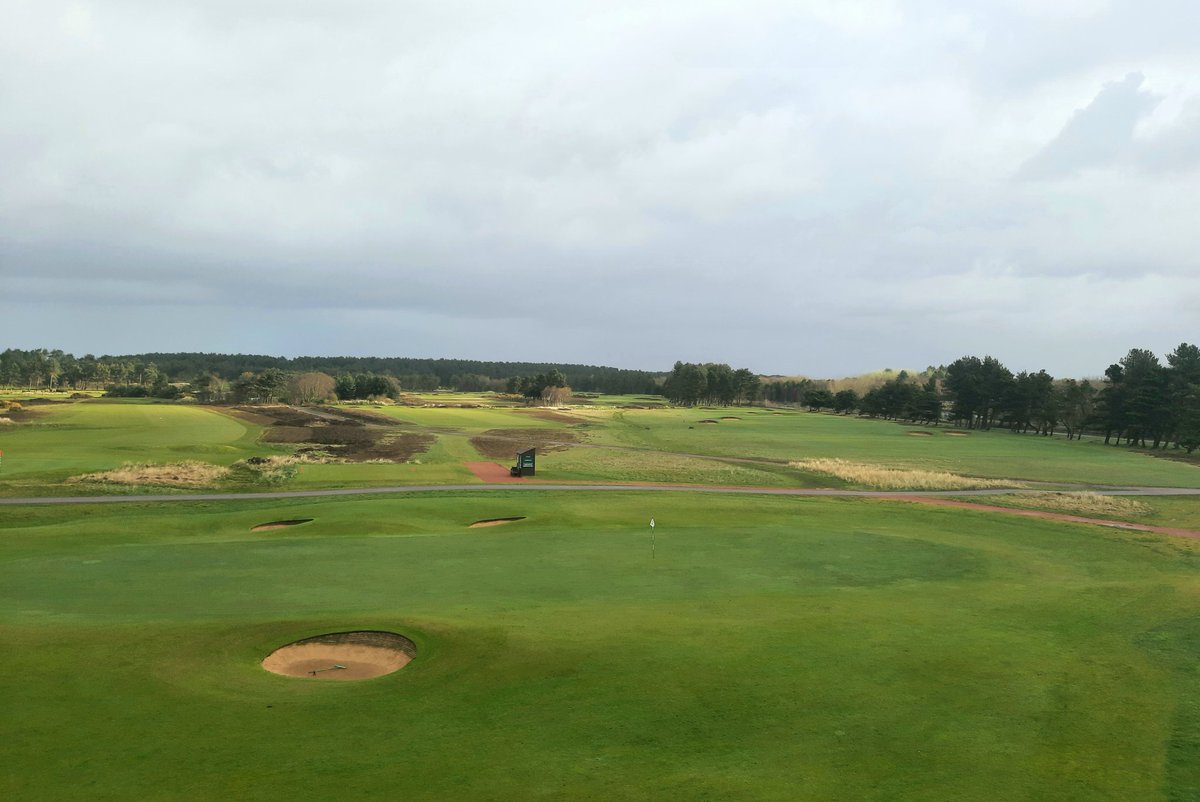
3 491 1200 800
583 408 1200 488
6 399 1199 495
0 401 278 494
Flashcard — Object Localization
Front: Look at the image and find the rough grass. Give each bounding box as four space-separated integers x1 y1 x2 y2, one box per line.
69 461 229 488
991 491 1150 518
789 458 1017 490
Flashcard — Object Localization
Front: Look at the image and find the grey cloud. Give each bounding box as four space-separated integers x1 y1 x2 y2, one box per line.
1018 73 1162 179
3 1 1199 377
1138 99 1200 172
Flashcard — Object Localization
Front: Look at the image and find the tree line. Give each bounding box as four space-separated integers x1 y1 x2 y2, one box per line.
0 349 663 395
5 345 1197 451
795 345 1200 453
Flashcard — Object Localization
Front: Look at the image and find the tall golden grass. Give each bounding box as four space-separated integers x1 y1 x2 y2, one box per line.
1001 492 1149 518
69 461 229 488
788 458 1016 490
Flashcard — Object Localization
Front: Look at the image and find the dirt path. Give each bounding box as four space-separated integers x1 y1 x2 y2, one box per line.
464 462 529 483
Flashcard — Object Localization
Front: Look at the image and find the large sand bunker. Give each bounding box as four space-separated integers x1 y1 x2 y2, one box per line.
251 518 314 532
262 631 415 680
469 516 527 528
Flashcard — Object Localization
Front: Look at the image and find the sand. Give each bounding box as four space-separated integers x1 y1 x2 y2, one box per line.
262 631 415 680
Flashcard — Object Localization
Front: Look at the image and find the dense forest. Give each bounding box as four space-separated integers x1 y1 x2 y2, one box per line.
3 345 1198 452
0 350 662 396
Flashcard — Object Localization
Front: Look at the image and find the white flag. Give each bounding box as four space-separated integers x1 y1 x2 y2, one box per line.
650 517 655 529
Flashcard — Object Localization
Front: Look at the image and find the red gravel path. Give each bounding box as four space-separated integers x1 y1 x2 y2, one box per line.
895 496 1200 540
464 461 531 483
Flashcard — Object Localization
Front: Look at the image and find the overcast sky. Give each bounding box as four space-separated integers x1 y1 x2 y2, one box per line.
2 1 1197 377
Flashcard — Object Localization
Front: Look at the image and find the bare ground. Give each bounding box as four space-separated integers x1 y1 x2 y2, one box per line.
469 428 580 459
513 409 589 424
221 404 433 462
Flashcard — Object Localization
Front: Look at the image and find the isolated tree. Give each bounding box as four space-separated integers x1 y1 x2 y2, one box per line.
254 368 289 403
804 387 835 411
541 384 572 407
288 372 337 405
833 389 860 414
191 373 231 403
1058 379 1096 440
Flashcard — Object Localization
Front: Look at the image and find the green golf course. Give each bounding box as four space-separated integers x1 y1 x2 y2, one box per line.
2 396 1200 799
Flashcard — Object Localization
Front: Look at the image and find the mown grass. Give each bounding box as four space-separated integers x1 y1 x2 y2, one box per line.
5 399 1200 495
584 408 1200 488
0 401 280 496
3 491 1200 800
542 448 821 487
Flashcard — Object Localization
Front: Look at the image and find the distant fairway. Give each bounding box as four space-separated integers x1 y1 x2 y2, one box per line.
4 398 1198 495
3 491 1199 800
0 401 276 491
582 407 1200 488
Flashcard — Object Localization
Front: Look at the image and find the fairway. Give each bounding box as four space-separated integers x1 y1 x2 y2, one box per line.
0 401 275 493
4 491 1200 800
6 398 1200 497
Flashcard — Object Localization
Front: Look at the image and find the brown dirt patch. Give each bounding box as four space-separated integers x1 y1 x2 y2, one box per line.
0 404 45 423
469 516 527 528
262 631 416 680
251 518 314 532
331 407 405 425
239 404 431 462
469 428 580 459
515 409 588 424
232 405 347 427
353 432 436 462
216 406 279 426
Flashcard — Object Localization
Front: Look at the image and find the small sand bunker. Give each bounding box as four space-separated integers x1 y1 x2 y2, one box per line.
945 431 970 436
262 631 415 680
469 516 527 528
907 431 933 436
251 518 314 532
698 419 719 424
720 416 741 421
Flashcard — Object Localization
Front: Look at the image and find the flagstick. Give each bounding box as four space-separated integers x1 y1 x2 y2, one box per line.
650 516 655 560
